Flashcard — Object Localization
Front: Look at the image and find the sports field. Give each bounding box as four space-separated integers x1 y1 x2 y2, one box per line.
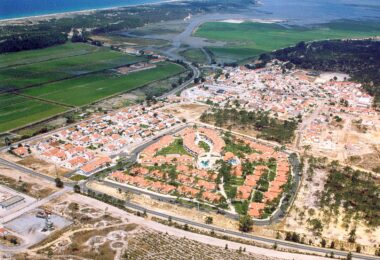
0 94 68 133
195 20 380 62
0 45 145 91
22 62 185 106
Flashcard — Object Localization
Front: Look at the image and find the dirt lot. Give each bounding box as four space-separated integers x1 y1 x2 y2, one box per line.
161 102 209 122
301 112 380 173
0 165 57 198
17 192 292 260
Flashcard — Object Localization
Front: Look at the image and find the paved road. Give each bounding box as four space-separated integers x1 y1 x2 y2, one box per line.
0 188 68 224
1 157 379 260
160 62 200 98
86 187 380 260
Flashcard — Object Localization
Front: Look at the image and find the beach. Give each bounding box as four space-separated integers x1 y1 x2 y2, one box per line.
0 0 180 23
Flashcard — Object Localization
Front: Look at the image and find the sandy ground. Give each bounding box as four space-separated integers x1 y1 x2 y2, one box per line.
314 72 350 83
0 153 69 178
28 192 329 260
284 166 380 254
160 102 209 122
300 111 380 172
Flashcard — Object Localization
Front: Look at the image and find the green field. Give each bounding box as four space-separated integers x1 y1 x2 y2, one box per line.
195 20 380 62
0 43 98 69
22 62 185 106
0 94 68 132
0 44 145 90
179 48 208 64
0 43 186 133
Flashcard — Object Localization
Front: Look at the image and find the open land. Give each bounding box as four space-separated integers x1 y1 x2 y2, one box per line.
194 20 380 62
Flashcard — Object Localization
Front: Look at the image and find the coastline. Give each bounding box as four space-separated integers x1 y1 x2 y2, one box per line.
0 0 180 23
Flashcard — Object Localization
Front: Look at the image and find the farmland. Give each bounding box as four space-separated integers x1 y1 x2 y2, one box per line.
194 20 380 62
22 62 185 106
0 43 186 133
0 43 98 69
0 94 68 133
0 44 145 91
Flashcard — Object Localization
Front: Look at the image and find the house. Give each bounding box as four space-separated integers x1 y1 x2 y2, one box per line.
12 146 28 157
79 156 112 176
248 202 265 218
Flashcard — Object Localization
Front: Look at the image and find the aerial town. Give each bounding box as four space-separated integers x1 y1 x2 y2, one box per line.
1 1 380 259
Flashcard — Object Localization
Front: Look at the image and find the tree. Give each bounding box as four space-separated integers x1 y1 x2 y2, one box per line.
239 215 254 232
348 228 356 243
308 218 323 235
321 238 327 248
205 216 213 224
73 184 81 193
55 178 64 188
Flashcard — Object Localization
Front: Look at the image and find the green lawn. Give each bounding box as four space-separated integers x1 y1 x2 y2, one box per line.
0 47 145 90
22 62 185 106
155 138 191 157
198 141 210 152
195 20 380 62
0 94 68 132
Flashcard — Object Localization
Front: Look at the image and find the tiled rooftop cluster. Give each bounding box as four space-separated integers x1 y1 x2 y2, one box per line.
23 103 180 175
183 61 374 120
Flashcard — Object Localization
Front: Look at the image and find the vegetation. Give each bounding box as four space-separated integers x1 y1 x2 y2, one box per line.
0 44 145 91
200 108 298 143
262 39 380 108
179 48 208 64
195 20 380 62
238 214 254 232
21 62 184 106
0 0 250 54
319 164 380 227
0 31 67 53
155 138 191 157
0 94 68 133
198 141 210 152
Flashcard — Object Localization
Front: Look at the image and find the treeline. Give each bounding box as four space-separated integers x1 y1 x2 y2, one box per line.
0 31 67 53
258 39 380 107
200 108 298 143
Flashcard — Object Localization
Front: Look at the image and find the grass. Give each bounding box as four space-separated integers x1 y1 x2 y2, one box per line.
195 20 380 62
22 62 185 106
0 46 145 90
0 94 68 132
70 175 88 181
198 141 210 152
155 138 191 157
0 43 186 133
0 43 98 69
179 48 208 64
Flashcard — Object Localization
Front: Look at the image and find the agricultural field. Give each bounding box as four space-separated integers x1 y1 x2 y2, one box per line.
194 20 380 62
0 44 145 91
0 43 98 69
22 62 185 106
0 42 186 133
0 94 68 133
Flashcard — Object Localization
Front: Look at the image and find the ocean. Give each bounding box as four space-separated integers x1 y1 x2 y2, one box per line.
1 0 380 22
0 0 164 20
